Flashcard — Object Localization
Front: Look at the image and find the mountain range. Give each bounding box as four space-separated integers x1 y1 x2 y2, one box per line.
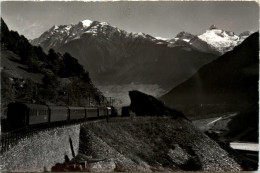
160 31 259 141
168 25 253 56
31 19 252 91
161 32 259 110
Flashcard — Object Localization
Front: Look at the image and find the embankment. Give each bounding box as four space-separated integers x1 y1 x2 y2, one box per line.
78 116 241 172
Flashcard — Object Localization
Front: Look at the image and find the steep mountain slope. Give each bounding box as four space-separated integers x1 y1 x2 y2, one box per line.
1 48 44 84
161 32 259 110
161 32 259 143
1 19 105 119
32 19 218 90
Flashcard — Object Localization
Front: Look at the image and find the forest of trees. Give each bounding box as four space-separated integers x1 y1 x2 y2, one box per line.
1 18 106 110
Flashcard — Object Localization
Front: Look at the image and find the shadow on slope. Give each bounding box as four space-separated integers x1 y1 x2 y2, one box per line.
161 32 259 119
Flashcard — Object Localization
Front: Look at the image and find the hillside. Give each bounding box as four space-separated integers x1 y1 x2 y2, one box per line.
160 32 259 142
161 32 259 111
1 18 105 118
58 116 241 172
51 91 248 172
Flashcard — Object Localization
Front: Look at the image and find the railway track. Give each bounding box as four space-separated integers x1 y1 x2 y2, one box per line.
1 116 171 154
0 116 111 154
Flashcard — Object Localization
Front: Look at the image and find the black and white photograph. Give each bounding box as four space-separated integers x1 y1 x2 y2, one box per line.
0 0 259 172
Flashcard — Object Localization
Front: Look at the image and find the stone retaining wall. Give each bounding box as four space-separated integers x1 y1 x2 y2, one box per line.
0 125 80 172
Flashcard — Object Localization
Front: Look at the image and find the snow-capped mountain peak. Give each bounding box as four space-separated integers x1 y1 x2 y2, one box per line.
81 19 93 28
32 19 119 50
32 20 253 57
155 36 169 41
195 29 240 54
168 26 253 55
168 31 196 44
32 19 170 52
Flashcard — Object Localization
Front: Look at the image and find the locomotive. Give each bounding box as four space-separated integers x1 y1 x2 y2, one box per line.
6 102 114 131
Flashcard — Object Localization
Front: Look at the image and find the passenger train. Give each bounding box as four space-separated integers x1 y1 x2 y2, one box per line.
6 102 114 131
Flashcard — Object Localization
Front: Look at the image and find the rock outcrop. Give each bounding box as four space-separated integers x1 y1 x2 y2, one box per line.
122 90 188 120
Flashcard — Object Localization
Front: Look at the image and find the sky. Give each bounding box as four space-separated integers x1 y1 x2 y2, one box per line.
1 1 259 39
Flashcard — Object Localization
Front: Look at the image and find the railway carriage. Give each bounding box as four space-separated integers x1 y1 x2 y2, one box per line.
68 107 86 121
49 106 69 123
98 106 107 117
7 103 49 130
27 104 49 125
86 107 99 119
6 102 114 132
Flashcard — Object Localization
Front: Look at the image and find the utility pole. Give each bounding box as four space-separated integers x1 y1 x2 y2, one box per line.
67 92 70 105
88 94 91 106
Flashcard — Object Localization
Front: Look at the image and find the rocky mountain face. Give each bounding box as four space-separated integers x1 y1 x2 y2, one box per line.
32 19 221 91
121 90 188 121
31 19 166 53
161 32 259 115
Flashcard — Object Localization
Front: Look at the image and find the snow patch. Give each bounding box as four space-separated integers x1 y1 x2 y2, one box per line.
197 29 240 54
100 22 109 26
182 38 190 42
155 37 169 41
81 19 93 28
54 25 58 30
85 31 97 34
132 32 146 38
65 25 72 31
198 29 239 46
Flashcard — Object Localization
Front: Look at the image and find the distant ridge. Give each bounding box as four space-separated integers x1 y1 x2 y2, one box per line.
32 19 221 90
161 32 259 108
